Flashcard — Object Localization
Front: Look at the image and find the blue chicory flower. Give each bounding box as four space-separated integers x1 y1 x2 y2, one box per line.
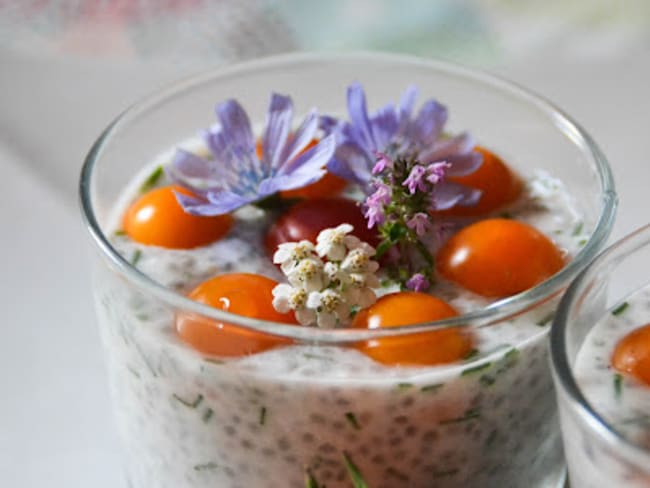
323 82 482 210
168 94 336 216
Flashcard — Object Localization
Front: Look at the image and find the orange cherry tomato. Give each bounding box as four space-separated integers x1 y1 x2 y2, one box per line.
265 197 379 257
256 138 347 200
176 273 297 357
435 146 522 217
352 292 473 366
436 218 564 297
123 185 232 249
612 324 650 386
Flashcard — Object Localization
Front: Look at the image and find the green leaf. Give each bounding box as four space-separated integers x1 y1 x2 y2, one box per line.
259 406 267 426
130 249 142 267
461 363 491 376
172 393 203 409
342 452 368 488
375 239 393 259
305 470 322 488
345 412 361 430
572 221 584 236
614 373 623 398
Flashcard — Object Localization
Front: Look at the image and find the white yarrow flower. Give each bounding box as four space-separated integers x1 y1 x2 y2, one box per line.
316 223 354 261
273 240 316 273
287 257 326 292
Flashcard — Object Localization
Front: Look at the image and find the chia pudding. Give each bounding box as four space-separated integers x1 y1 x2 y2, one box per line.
561 287 650 487
92 147 585 487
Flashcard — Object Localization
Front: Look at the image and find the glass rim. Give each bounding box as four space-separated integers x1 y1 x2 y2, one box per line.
79 50 617 343
551 223 650 466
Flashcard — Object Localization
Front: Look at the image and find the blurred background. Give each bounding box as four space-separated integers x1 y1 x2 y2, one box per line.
1 1 649 486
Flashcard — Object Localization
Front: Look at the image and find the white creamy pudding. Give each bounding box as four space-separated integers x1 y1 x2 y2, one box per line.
92 155 586 487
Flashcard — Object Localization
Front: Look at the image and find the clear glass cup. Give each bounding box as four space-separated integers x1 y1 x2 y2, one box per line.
551 224 650 487
80 52 616 488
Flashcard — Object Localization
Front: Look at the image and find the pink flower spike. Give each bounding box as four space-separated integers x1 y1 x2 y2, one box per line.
426 161 451 185
407 212 431 237
403 164 428 194
406 273 430 292
372 152 394 175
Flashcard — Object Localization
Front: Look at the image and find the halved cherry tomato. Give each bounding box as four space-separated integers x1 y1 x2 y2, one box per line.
256 138 347 200
437 218 564 297
612 324 650 386
265 197 378 257
176 273 297 357
435 146 522 217
352 292 473 366
123 185 232 249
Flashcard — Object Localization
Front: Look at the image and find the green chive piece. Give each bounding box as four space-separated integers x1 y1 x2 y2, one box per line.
461 363 491 376
114 229 126 236
397 382 414 390
139 165 164 194
342 452 369 488
572 222 584 236
499 212 513 219
440 408 481 425
463 348 479 361
536 312 555 327
193 462 219 471
131 249 142 266
305 469 322 488
479 375 496 387
578 238 588 246
202 408 213 423
612 302 629 316
432 468 459 478
173 393 203 409
259 406 267 426
504 348 520 361
345 412 361 430
614 373 623 398
204 357 225 365
420 383 444 393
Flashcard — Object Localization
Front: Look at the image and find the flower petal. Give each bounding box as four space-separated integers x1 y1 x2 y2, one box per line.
347 82 375 151
277 108 320 172
262 93 293 172
445 151 483 177
411 99 447 147
216 99 255 154
419 132 475 163
198 190 253 215
171 148 212 179
280 134 336 176
398 85 418 129
430 181 481 211
369 103 399 152
258 169 326 195
328 140 373 185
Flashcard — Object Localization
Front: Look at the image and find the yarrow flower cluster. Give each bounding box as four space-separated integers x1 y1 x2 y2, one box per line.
271 224 379 328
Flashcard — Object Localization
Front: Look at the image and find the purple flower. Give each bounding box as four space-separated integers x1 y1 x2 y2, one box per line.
372 152 394 175
403 164 428 194
167 94 336 216
406 212 431 237
426 162 451 184
406 273 430 292
363 183 392 228
323 83 482 209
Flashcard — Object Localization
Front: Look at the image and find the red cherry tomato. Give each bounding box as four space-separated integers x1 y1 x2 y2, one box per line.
352 292 473 366
436 218 565 297
265 197 378 257
176 273 297 357
123 185 232 249
612 324 650 386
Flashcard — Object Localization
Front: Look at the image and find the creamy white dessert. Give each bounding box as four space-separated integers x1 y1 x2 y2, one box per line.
563 288 650 487
92 155 587 487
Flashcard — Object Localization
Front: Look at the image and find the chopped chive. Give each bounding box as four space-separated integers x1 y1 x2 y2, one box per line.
133 340 158 377
302 353 333 361
130 249 142 266
536 312 555 326
432 468 459 478
440 408 481 425
345 412 361 430
479 375 496 387
463 348 479 361
342 452 369 488
202 408 213 423
572 222 584 236
139 165 164 193
204 357 225 365
305 469 323 488
614 373 623 398
173 393 203 409
578 238 588 246
420 383 444 393
485 429 498 446
504 348 520 361
397 382 414 390
499 212 513 219
193 462 219 471
461 362 491 376
126 366 140 379
114 229 126 236
259 406 267 426
612 302 629 316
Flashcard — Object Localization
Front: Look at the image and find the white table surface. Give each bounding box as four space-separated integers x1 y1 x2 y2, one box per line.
1 15 649 488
